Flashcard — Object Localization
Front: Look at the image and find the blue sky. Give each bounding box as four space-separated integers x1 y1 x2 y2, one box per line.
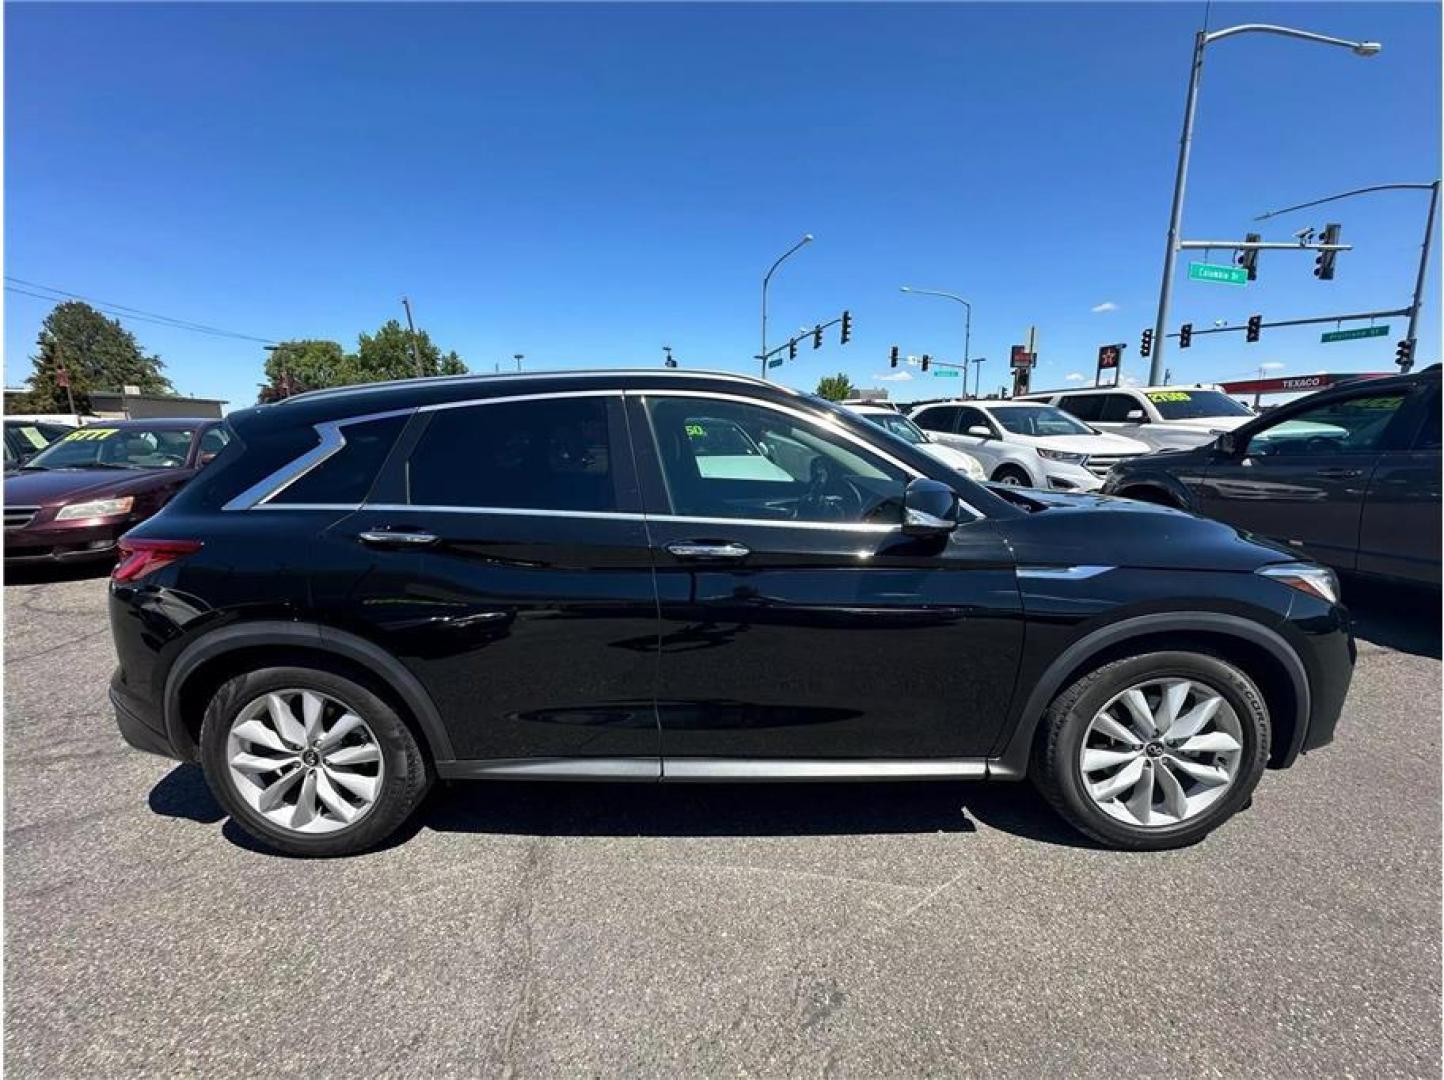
6 2 1440 407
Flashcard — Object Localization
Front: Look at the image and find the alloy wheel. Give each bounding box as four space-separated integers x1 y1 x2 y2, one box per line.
1078 677 1243 828
225 689 385 834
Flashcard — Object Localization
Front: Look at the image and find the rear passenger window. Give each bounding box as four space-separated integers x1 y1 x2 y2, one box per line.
271 414 408 505
407 396 618 512
914 406 960 433
1059 394 1104 422
1099 394 1142 422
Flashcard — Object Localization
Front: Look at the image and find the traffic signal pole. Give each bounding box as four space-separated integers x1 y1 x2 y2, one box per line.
1162 305 1411 340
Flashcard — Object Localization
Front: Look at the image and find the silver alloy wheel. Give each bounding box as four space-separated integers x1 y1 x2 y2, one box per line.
1079 677 1243 828
225 689 385 835
997 473 1024 486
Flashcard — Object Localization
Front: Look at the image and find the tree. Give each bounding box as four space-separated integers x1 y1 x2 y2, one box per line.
23 302 172 413
258 340 350 403
814 372 856 402
354 320 467 382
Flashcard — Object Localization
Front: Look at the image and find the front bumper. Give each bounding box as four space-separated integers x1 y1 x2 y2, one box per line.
4 520 124 563
1041 461 1105 492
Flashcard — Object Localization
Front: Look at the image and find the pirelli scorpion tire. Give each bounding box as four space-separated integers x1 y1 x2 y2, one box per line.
1031 651 1270 851
199 666 431 857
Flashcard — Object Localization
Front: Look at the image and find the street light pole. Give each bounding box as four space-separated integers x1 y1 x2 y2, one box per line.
900 286 972 396
513 353 524 373
760 234 813 380
1408 181 1439 363
1150 23 1382 385
400 296 424 378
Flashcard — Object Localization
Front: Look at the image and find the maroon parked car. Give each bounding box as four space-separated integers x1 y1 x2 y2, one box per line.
4 418 228 564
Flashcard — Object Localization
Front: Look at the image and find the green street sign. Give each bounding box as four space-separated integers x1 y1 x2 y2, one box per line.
1188 262 1249 286
768 358 784 368
933 369 960 377
1321 325 1389 343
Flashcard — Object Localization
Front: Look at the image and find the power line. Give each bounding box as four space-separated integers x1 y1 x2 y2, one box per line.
4 277 277 344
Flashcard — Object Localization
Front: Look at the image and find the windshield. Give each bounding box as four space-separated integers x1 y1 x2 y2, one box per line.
864 412 925 445
25 426 195 470
1145 389 1253 420
989 405 1095 438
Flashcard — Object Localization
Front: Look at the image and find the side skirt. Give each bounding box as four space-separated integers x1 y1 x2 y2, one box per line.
435 758 1017 782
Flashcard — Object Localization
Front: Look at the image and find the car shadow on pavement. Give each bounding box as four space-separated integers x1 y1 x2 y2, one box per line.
147 764 1103 856
4 560 113 586
1344 576 1441 659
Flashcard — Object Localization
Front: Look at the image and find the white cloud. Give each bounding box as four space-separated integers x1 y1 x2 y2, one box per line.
1121 374 1142 387
1064 372 1087 383
1260 362 1285 371
1091 301 1118 314
876 370 913 382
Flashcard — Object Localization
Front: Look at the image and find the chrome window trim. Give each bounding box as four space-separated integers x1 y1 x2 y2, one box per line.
1016 565 1115 580
231 385 985 525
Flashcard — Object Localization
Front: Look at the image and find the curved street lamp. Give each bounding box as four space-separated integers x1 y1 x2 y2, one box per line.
1150 23 1382 383
900 286 972 397
760 234 813 379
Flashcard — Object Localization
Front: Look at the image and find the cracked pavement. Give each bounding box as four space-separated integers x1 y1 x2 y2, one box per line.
4 568 1440 1077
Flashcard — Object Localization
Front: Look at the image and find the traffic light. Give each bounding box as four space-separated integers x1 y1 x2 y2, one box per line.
1246 314 1262 343
1140 328 1153 358
1315 223 1340 280
840 310 852 345
1178 323 1192 349
812 325 823 350
889 345 900 368
1396 338 1415 370
1236 232 1261 281
920 354 931 372
788 338 798 361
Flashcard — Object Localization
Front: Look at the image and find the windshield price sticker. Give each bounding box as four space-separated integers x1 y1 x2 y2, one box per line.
1146 391 1192 404
61 428 120 442
685 423 707 438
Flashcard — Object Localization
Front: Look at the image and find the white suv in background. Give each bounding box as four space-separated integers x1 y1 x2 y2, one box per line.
842 403 987 481
1023 385 1255 451
908 399 1150 491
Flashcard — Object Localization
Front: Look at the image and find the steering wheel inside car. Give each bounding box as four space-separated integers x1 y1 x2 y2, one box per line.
794 456 860 520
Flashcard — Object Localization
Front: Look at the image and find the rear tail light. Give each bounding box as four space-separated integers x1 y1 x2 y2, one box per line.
112 539 203 583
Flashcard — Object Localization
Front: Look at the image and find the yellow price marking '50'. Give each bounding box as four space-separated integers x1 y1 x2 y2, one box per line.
61 427 120 441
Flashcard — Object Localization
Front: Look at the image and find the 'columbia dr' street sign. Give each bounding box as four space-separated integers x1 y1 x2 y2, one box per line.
768 358 784 368
1321 325 1389 343
933 369 960 377
1189 262 1249 286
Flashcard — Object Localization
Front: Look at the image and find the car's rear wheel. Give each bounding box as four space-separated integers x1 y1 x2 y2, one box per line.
1031 651 1269 850
992 464 1032 486
199 666 430 856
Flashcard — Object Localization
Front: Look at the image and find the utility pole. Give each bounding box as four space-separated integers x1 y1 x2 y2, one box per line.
513 353 524 372
400 296 424 378
53 336 77 416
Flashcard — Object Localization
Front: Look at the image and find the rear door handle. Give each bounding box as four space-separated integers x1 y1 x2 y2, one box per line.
358 529 439 548
665 540 750 560
1317 467 1363 479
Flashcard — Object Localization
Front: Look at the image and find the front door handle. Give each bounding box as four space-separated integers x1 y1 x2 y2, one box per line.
359 529 439 548
665 540 750 561
1316 467 1363 479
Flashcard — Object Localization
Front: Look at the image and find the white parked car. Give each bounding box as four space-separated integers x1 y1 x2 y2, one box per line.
843 403 987 482
908 399 1150 491
1022 385 1254 451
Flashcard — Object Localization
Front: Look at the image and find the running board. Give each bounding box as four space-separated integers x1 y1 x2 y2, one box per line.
436 757 1010 782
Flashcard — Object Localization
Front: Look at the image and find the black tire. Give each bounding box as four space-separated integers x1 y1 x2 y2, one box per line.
199 666 431 857
992 464 1033 486
1031 651 1269 851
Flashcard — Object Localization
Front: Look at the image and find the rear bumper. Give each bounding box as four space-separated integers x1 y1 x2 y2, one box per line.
110 670 180 760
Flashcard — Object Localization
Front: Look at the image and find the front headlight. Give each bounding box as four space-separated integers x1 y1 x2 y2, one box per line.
54 496 135 521
1257 562 1340 604
1037 448 1088 464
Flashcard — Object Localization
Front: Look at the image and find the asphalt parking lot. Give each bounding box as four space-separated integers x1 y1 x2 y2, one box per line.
3 566 1440 1078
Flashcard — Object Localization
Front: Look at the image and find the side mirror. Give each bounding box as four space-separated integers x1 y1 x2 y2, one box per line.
902 477 960 536
1125 409 1146 421
966 425 992 438
1216 431 1240 456
199 451 219 466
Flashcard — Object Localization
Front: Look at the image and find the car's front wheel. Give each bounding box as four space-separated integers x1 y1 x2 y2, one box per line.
1031 651 1269 850
199 666 431 856
991 464 1032 486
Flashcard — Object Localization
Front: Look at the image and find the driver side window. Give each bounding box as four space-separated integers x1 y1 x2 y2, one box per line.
1248 390 1410 457
644 397 907 524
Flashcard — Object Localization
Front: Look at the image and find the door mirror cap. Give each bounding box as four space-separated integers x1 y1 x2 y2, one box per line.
966 425 992 438
902 477 960 536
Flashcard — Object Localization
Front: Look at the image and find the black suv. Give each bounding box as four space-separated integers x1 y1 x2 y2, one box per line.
108 370 1354 855
1104 366 1440 586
